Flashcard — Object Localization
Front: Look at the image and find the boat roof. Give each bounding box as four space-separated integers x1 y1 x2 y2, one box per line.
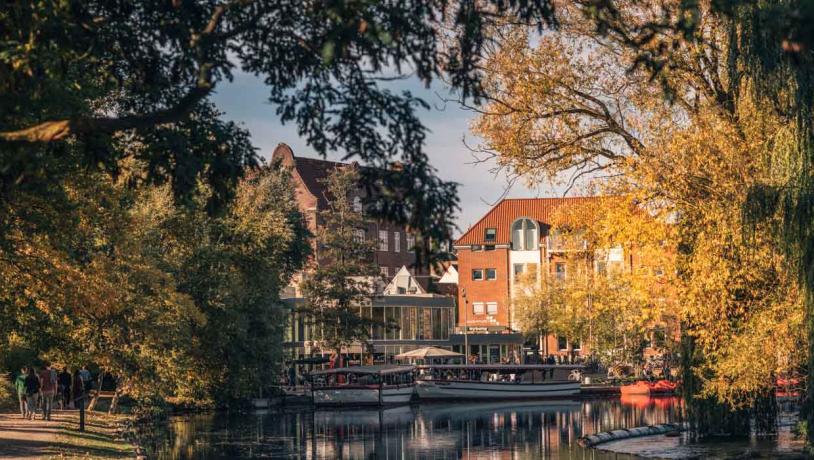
416 364 584 370
311 365 415 376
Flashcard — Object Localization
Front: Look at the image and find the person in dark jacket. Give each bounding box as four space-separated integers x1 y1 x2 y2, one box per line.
58 367 71 409
24 368 40 420
72 369 85 409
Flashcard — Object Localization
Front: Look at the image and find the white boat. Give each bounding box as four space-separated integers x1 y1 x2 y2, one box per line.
310 365 416 407
414 364 582 400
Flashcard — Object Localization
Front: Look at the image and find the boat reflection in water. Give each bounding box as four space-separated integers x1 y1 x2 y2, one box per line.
149 396 683 459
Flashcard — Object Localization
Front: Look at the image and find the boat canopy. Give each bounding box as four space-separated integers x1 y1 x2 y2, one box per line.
311 365 415 376
416 364 584 371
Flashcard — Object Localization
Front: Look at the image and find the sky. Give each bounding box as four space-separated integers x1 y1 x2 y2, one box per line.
210 71 564 236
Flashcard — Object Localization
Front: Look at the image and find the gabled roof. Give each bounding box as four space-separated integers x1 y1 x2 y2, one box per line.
438 265 458 284
455 197 602 246
271 143 352 209
383 266 427 295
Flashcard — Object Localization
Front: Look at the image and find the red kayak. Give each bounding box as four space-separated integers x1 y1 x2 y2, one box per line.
620 380 677 395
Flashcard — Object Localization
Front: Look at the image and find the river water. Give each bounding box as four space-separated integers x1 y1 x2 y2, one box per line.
146 396 685 459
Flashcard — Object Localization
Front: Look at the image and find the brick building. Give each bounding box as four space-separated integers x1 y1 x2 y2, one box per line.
271 143 417 281
452 197 641 363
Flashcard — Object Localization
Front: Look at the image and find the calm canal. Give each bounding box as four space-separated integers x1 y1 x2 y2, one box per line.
146 396 684 459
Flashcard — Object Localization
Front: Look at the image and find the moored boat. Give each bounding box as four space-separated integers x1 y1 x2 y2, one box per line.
620 379 677 395
414 364 582 400
310 365 416 407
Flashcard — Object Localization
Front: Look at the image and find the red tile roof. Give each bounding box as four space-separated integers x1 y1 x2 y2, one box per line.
455 197 604 246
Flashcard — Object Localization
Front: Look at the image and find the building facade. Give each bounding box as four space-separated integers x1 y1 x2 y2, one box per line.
283 293 456 364
271 143 417 280
453 197 643 363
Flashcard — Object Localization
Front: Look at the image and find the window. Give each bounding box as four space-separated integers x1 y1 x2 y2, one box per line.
596 260 607 275
484 227 497 241
485 268 497 280
511 218 538 250
471 244 482 251
352 196 363 213
394 232 401 252
380 266 389 277
407 234 415 250
472 269 484 280
555 262 566 280
572 339 581 350
353 229 366 243
514 263 525 281
484 245 495 251
473 302 485 314
378 230 388 251
486 302 498 315
557 336 568 351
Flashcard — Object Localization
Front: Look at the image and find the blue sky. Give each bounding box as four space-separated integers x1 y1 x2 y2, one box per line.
211 72 562 235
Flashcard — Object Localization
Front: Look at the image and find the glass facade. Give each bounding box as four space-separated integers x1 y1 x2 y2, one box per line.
284 296 455 361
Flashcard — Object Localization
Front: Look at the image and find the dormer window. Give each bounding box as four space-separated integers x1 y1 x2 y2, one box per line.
484 228 497 242
511 218 538 250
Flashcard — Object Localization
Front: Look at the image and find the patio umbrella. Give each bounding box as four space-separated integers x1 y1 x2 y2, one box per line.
395 347 464 360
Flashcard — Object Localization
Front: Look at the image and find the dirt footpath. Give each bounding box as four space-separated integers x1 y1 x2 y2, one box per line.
0 411 134 459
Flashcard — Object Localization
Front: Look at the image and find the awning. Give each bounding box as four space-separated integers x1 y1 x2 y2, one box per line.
449 333 525 346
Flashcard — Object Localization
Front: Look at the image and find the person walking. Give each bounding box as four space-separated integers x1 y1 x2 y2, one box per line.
79 365 91 388
39 363 57 420
24 368 40 420
58 367 71 409
72 369 85 410
14 366 28 419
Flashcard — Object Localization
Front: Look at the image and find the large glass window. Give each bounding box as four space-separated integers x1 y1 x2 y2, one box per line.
385 307 398 340
511 218 539 250
372 307 385 340
432 308 442 339
378 230 388 251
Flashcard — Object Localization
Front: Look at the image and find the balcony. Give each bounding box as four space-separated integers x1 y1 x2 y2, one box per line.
546 233 588 252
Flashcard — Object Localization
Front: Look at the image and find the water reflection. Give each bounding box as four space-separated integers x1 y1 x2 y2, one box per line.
148 397 683 459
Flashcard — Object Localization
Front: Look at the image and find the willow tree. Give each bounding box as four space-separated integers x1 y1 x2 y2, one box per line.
471 1 806 439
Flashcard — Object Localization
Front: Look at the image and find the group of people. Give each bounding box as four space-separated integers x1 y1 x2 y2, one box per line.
13 364 92 420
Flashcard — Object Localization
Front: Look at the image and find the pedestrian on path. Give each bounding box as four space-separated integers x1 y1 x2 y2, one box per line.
58 367 71 410
72 369 85 410
38 363 57 420
79 365 91 387
24 368 40 420
14 366 28 419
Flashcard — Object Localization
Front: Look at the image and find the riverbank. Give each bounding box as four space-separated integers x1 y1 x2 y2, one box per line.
0 410 136 459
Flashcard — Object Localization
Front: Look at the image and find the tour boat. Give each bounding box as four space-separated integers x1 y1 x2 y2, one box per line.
309 365 416 406
414 364 582 400
619 379 677 395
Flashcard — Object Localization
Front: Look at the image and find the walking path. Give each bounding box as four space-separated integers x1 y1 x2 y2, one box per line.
0 411 134 459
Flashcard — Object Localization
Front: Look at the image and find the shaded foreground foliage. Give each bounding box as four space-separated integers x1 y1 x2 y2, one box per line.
1 161 309 405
